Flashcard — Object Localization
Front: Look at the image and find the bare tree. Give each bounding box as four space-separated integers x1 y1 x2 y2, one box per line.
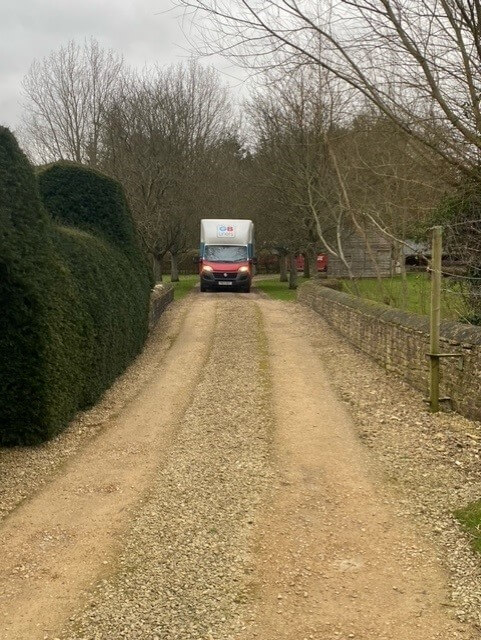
22 38 124 165
176 0 481 175
247 65 446 290
102 61 235 280
21 40 248 283
248 69 358 281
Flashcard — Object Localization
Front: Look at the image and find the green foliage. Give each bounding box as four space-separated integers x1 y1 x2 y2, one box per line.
340 274 469 321
0 128 152 446
432 177 481 226
51 226 151 407
255 277 309 301
432 181 481 320
172 275 198 300
0 128 77 444
455 500 481 555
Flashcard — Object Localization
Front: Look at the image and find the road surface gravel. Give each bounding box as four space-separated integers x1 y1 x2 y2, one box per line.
0 289 479 639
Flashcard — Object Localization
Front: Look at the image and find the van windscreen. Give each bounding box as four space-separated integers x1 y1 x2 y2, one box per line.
204 245 247 262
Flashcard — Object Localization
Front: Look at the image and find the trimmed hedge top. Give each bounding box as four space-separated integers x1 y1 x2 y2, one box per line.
38 162 139 250
0 127 47 258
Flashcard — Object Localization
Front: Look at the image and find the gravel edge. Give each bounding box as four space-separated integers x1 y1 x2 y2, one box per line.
0 297 190 523
293 300 481 628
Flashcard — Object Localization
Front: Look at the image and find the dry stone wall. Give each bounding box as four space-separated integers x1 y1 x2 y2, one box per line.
149 285 175 330
298 281 481 421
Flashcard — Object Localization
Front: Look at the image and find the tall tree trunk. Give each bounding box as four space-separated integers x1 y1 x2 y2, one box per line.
288 253 298 290
279 253 288 282
308 247 317 279
170 252 180 282
302 251 311 278
152 254 163 283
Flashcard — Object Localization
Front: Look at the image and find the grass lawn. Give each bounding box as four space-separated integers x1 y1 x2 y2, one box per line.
455 500 481 554
341 273 469 321
169 275 198 300
255 276 309 301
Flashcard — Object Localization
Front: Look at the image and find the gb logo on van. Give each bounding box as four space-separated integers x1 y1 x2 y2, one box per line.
217 224 236 238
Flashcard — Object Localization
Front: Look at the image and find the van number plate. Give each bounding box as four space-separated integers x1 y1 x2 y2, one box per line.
218 281 233 286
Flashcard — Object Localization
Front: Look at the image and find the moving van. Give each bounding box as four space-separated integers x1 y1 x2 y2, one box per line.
198 219 255 292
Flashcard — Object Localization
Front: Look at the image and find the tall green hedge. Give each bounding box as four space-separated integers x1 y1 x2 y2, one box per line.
0 128 152 446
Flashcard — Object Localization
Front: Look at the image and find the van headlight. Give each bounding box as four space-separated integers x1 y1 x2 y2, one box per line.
202 265 213 273
238 266 249 273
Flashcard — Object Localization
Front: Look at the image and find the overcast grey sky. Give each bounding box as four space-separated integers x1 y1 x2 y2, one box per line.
1 0 245 131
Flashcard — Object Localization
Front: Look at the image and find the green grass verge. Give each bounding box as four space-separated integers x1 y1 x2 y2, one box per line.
341 273 469 321
455 500 481 554
170 275 198 300
255 277 309 301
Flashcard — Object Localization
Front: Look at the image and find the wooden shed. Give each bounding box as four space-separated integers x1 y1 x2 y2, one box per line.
326 224 393 278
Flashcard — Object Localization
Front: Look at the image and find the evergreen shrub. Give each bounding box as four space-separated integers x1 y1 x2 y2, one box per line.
0 128 152 445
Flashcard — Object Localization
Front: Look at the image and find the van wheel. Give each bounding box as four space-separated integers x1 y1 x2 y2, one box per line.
243 284 251 293
200 284 207 292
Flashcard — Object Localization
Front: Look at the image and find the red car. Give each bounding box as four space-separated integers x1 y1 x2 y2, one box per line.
295 254 328 272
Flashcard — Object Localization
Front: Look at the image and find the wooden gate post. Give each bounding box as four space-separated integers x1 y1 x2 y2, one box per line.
429 226 442 412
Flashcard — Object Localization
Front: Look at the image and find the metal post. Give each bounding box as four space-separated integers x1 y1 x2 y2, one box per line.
429 226 442 412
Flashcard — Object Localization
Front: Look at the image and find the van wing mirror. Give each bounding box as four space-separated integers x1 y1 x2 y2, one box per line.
193 255 201 264
251 257 258 265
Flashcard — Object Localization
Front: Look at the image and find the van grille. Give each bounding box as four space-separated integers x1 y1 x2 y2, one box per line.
213 271 238 280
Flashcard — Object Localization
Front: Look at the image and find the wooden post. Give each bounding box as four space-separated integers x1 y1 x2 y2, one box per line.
429 226 442 412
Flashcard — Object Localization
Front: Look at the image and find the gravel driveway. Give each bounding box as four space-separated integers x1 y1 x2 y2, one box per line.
60 297 273 640
0 290 480 639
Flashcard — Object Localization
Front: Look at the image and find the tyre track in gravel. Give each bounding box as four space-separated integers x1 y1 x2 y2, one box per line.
0 295 216 640
2 291 478 640
238 297 477 640
59 295 273 640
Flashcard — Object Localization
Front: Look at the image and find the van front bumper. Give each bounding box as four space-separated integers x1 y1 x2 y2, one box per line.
201 272 250 289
